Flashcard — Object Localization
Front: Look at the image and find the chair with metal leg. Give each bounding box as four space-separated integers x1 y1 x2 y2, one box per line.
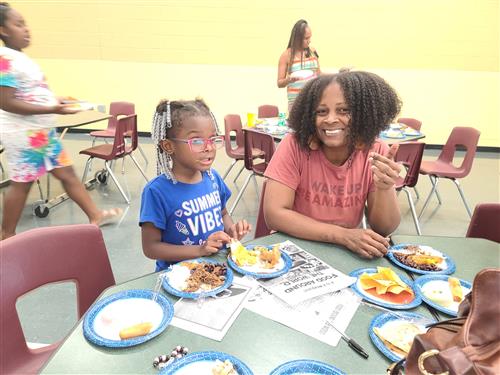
90 102 148 164
221 114 264 182
229 129 275 215
394 142 426 235
80 114 149 204
0 224 115 375
418 126 480 219
258 105 279 118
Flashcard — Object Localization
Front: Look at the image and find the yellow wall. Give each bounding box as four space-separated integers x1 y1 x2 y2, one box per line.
11 0 500 146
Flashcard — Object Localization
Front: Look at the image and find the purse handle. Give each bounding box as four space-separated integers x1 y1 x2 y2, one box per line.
418 350 450 375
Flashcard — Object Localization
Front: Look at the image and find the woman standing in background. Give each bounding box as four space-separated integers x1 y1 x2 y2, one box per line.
277 19 321 112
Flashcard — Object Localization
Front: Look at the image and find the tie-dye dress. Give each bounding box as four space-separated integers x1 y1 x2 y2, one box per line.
287 53 320 110
0 47 72 182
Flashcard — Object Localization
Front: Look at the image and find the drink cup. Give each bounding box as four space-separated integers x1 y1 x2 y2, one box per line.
247 113 256 128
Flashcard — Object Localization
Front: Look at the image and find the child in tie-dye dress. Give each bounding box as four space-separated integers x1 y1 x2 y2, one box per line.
0 3 121 239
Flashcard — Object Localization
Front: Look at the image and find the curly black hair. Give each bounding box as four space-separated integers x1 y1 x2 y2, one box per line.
289 71 401 152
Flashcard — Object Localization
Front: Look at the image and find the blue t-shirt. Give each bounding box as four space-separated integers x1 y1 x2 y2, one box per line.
139 169 231 271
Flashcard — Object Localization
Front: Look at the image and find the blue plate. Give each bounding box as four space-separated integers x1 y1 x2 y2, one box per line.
162 258 233 299
414 275 472 317
160 351 253 375
83 289 173 348
381 130 405 139
269 359 345 375
227 245 293 279
349 268 421 310
369 312 435 362
387 244 456 275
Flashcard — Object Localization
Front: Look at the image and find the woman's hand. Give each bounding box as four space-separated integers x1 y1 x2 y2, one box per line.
369 144 401 191
227 219 251 240
340 228 390 259
199 231 231 256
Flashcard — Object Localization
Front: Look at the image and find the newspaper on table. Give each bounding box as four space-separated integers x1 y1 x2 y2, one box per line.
258 240 357 306
245 285 359 347
170 276 256 341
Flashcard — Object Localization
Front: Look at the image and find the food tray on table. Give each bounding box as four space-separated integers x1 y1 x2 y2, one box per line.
387 244 456 275
228 244 292 279
159 351 253 375
414 274 471 317
162 258 233 299
83 289 174 348
369 312 434 362
349 267 421 309
269 359 345 375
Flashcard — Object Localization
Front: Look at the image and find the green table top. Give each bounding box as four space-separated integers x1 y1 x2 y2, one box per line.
41 234 499 375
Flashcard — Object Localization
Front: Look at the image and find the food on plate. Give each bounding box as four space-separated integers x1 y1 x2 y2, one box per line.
448 277 463 302
392 245 446 271
118 322 153 340
373 321 426 356
212 359 237 375
230 240 257 266
230 240 282 269
422 278 467 310
359 267 414 304
384 129 403 138
168 262 227 293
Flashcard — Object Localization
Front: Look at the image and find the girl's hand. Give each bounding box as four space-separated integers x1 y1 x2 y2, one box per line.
287 75 301 84
199 231 231 256
52 103 81 115
227 220 251 240
341 228 390 259
369 144 401 191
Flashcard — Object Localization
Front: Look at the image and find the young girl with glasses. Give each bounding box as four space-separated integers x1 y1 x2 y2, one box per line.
140 99 250 271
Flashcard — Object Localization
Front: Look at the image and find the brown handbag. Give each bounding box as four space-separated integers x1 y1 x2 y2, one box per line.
389 268 500 375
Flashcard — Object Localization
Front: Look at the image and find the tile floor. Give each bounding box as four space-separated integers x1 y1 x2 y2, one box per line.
1 133 499 344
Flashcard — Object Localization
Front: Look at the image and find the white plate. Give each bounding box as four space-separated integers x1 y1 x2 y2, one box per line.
94 297 164 341
419 279 470 314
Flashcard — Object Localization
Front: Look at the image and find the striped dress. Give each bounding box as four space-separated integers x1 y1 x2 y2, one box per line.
287 52 320 110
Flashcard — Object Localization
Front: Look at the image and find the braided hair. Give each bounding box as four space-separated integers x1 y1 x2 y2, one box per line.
151 98 219 180
286 19 318 75
289 71 401 153
0 3 11 42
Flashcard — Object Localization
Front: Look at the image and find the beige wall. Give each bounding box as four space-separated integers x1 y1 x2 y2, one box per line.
12 0 500 146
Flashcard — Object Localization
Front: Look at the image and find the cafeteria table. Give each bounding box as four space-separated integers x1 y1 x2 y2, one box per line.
31 111 112 217
41 233 499 374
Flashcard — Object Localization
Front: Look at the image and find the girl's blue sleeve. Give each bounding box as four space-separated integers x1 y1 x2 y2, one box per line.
139 185 168 231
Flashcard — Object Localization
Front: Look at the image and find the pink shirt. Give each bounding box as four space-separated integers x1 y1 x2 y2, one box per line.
265 134 389 228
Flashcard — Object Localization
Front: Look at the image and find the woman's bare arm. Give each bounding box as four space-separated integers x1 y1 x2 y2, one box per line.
263 179 389 258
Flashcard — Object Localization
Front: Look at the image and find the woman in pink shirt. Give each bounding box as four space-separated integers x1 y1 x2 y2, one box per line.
264 71 402 259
